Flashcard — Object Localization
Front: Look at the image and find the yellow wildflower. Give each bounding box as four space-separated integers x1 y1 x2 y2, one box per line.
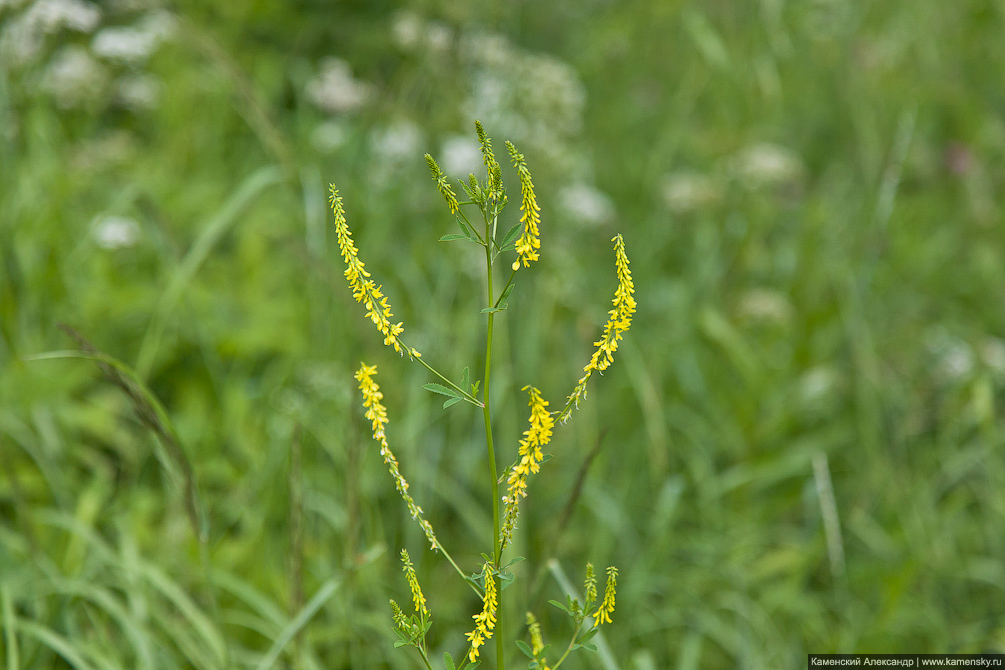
584 562 597 608
389 599 408 634
501 386 553 550
560 234 635 422
506 141 541 267
526 612 551 669
400 549 429 620
475 120 503 198
355 363 438 550
465 562 498 662
331 185 419 358
425 153 459 214
593 566 618 625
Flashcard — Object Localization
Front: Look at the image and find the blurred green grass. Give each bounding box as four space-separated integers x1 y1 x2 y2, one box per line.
2 1 1005 668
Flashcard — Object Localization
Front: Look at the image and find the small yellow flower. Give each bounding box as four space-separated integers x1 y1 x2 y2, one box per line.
593 566 618 625
506 141 541 267
355 363 438 550
331 185 416 357
501 386 554 550
400 549 429 620
560 234 635 422
465 562 498 662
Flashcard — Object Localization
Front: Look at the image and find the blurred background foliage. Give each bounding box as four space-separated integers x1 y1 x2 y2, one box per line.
2 0 1005 668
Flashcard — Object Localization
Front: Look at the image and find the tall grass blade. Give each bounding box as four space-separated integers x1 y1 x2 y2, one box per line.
253 578 340 670
135 165 284 379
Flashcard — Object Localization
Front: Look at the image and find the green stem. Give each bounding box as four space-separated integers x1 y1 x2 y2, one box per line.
493 267 518 309
551 622 593 669
412 348 484 407
417 646 435 670
394 337 483 407
482 209 504 670
438 543 482 598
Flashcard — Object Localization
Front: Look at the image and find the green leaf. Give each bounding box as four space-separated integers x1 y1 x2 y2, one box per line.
578 628 599 643
515 640 534 659
460 367 470 389
582 643 598 652
540 454 553 464
444 652 456 670
394 640 409 648
548 599 571 614
500 282 516 302
443 397 462 409
480 306 506 314
502 556 526 570
423 383 460 398
439 234 468 241
498 222 523 250
471 380 481 395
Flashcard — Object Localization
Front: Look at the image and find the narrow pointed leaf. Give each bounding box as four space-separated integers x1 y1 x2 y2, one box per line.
423 383 460 398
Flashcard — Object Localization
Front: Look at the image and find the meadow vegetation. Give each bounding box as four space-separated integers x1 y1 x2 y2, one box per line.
2 1 1005 668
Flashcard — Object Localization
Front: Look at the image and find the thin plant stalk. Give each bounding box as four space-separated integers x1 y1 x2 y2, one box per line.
481 205 504 670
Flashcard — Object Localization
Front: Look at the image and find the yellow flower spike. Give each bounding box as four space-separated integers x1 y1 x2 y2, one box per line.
400 549 429 620
584 562 598 608
425 153 459 214
526 612 552 670
559 234 635 422
331 184 417 358
593 566 618 625
475 120 503 198
354 363 439 551
465 562 498 662
506 141 541 267
389 599 409 634
501 386 554 551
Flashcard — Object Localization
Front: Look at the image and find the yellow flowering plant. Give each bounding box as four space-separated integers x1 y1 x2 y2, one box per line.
333 122 632 669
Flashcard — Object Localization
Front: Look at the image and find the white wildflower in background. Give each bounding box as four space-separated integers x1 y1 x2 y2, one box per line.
92 215 140 249
661 170 722 214
390 10 422 50
305 57 373 114
92 26 152 65
424 21 452 54
390 10 452 54
90 10 175 67
115 72 160 110
558 182 615 227
731 143 805 189
41 45 106 108
439 134 483 176
0 0 101 65
459 31 586 173
310 119 348 154
735 288 793 326
370 120 422 166
136 9 175 41
980 338 1005 377
799 366 839 404
925 328 975 383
